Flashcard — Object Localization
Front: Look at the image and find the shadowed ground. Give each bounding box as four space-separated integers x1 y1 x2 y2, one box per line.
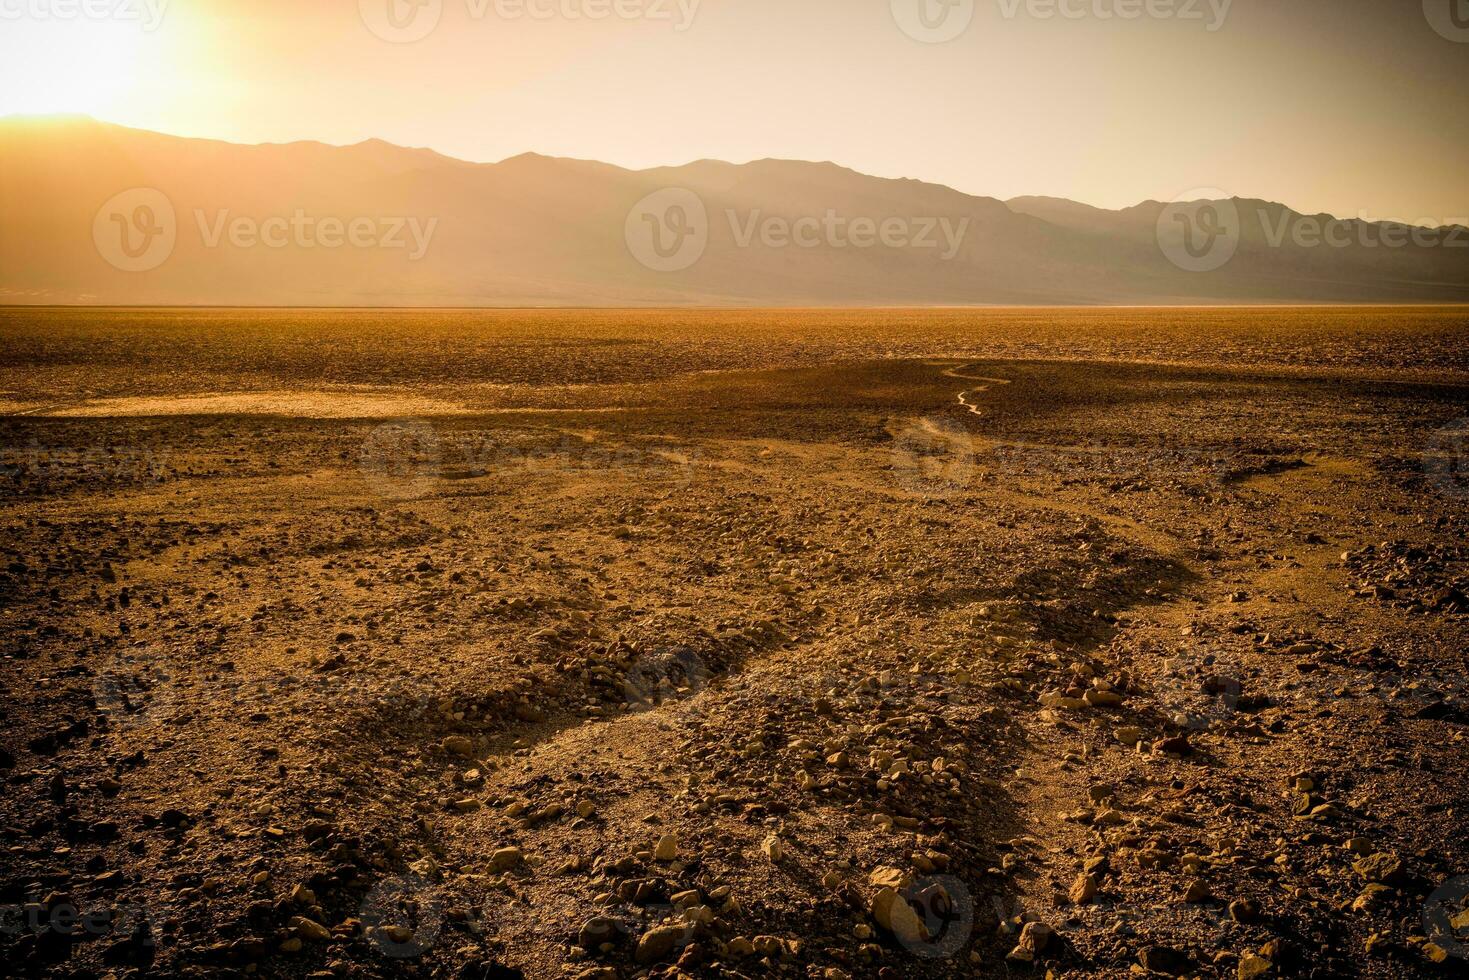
1 307 1468 978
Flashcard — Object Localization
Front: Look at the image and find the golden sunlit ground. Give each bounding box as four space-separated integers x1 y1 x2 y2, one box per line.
1 307 1468 979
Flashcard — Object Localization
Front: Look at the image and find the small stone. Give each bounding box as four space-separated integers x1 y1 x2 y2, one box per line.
1353 851 1403 884
1138 945 1191 975
1017 921 1052 955
1040 692 1088 710
1308 803 1343 822
1069 873 1099 904
752 936 783 957
725 936 755 958
869 867 913 890
578 916 626 950
1152 735 1192 757
1229 899 1261 923
1238 953 1273 978
442 736 474 757
761 835 784 863
490 847 523 872
871 888 927 944
1006 944 1035 965
635 924 688 965
576 800 596 819
292 917 331 942
654 834 679 862
1182 880 1212 904
1352 884 1393 912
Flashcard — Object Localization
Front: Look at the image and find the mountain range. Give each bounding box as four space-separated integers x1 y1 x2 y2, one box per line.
3 115 1467 306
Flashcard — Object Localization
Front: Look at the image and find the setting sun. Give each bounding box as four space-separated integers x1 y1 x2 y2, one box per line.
1 3 1468 978
0 16 153 117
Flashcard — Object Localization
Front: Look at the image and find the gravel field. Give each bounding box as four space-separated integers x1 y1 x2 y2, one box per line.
2 307 1468 979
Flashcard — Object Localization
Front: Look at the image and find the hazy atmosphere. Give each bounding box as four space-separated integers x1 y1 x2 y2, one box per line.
3 4 1469 980
2 0 1467 221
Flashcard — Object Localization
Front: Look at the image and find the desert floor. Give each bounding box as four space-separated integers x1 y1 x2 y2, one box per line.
2 307 1468 979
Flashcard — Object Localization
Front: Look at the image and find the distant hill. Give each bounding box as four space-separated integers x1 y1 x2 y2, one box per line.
3 115 1467 306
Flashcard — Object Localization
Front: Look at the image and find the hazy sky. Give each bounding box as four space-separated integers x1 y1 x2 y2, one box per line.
3 0 1467 221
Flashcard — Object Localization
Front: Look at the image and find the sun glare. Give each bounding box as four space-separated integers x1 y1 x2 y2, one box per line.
0 18 148 117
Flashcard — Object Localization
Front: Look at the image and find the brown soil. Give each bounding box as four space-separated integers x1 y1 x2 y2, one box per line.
1 307 1468 979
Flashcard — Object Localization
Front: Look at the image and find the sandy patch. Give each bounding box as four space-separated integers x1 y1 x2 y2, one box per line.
37 391 474 419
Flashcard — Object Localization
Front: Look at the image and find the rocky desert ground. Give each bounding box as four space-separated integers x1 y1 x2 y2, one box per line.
1 306 1468 979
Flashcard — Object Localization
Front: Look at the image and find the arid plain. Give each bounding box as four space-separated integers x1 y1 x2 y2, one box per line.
2 307 1468 979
